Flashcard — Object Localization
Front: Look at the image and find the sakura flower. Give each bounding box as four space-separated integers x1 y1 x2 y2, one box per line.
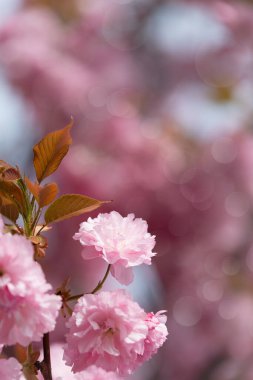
142 311 168 363
64 290 168 376
0 232 61 346
73 211 156 285
0 357 24 380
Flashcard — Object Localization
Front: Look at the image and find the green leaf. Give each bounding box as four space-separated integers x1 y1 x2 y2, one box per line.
33 120 73 183
44 194 108 224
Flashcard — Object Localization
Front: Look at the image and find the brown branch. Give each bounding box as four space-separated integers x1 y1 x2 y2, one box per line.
38 333 52 380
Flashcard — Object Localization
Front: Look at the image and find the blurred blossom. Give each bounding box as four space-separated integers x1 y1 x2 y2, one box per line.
173 296 202 327
195 44 253 87
211 136 237 164
0 357 24 380
145 3 230 58
101 4 144 51
218 298 238 320
201 280 224 302
0 0 21 25
163 83 251 140
225 191 250 217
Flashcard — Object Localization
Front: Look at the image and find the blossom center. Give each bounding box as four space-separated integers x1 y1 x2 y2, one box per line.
100 319 117 336
105 327 114 335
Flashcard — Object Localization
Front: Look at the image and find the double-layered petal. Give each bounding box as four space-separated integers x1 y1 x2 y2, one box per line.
74 211 156 285
0 225 61 346
64 290 167 376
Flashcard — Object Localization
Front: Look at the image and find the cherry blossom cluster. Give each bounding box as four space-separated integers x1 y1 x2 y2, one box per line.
64 211 168 377
2 0 253 378
0 198 167 379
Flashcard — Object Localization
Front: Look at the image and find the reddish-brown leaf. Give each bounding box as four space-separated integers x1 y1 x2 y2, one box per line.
38 182 58 207
0 195 19 222
0 161 20 181
0 160 12 171
44 194 108 224
2 167 21 181
0 180 25 215
33 120 73 183
24 177 40 201
14 344 27 364
25 177 58 207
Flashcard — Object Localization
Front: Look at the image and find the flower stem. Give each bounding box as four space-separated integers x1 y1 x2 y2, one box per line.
36 224 46 235
66 292 83 302
91 264 111 294
67 264 111 302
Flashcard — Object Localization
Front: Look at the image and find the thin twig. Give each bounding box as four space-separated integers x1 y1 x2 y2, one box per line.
36 224 47 235
67 264 111 302
91 264 111 294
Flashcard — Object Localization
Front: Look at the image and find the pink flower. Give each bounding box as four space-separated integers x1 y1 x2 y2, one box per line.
64 290 167 376
0 357 24 380
73 211 156 285
0 232 61 346
143 311 168 362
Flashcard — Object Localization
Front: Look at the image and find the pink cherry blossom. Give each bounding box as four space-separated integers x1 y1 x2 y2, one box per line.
0 357 24 380
73 211 156 285
0 232 61 346
64 290 167 376
143 311 168 363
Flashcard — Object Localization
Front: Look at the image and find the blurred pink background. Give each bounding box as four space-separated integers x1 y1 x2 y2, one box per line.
2 0 253 379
